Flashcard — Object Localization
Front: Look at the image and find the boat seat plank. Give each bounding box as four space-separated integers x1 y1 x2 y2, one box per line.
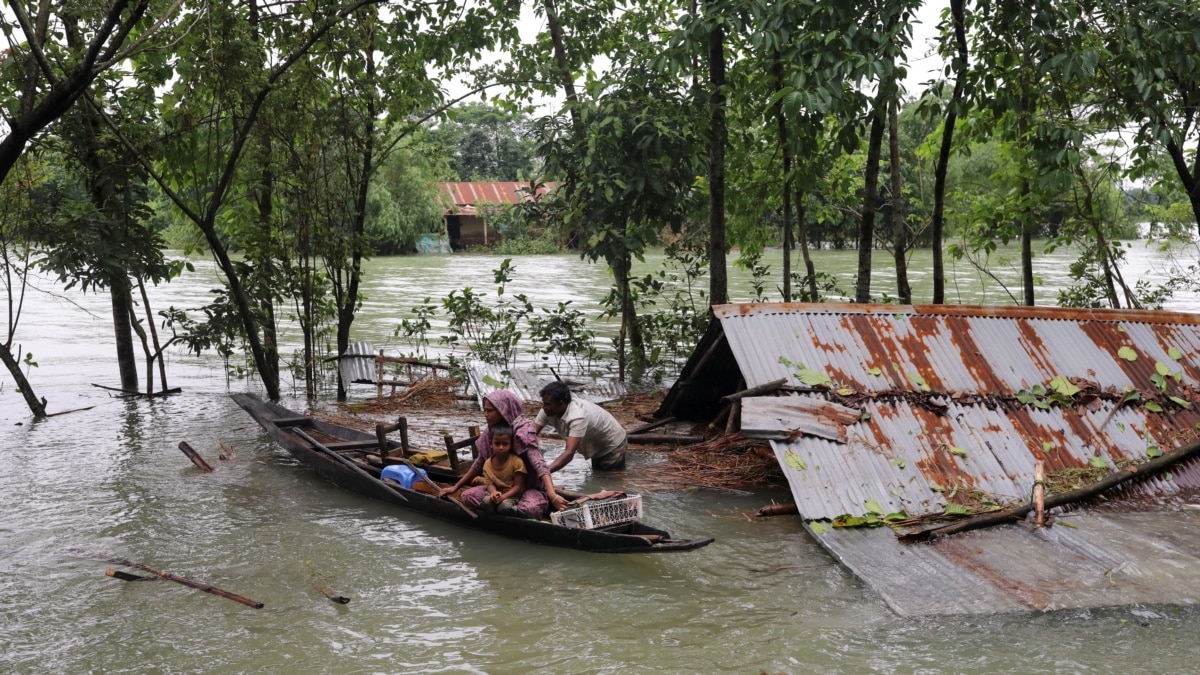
323 440 383 450
274 416 315 428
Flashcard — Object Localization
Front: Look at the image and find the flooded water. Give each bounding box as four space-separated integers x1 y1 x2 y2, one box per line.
3 242 1200 673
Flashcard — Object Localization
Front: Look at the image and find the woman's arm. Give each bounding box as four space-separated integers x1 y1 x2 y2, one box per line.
439 465 480 497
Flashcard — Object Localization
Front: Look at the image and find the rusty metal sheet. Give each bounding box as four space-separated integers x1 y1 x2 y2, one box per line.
439 182 555 213
812 510 1200 616
740 396 859 443
707 303 1200 522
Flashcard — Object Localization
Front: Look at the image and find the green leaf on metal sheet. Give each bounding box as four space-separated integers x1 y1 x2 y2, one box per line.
890 459 906 469
866 367 883 376
883 511 908 522
809 521 829 535
1048 376 1080 398
1118 346 1138 361
1150 373 1168 393
864 499 884 515
482 375 506 388
1116 422 1126 432
1032 384 1047 396
1121 388 1141 403
889 487 905 498
1146 445 1163 458
778 356 795 368
1058 521 1078 529
1089 455 1108 469
1170 396 1191 408
860 411 872 422
930 483 945 492
908 371 931 392
948 445 968 458
1164 472 1174 481
1034 399 1050 410
1145 400 1164 413
1169 346 1184 360
832 514 879 528
836 387 854 396
1017 390 1037 404
943 503 971 516
1042 441 1054 452
784 451 808 471
1156 361 1171 376
796 367 832 387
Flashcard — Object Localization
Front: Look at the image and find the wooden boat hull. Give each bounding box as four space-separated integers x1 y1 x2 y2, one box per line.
232 393 714 553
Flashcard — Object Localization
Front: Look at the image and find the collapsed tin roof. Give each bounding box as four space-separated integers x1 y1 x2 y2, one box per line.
660 303 1200 615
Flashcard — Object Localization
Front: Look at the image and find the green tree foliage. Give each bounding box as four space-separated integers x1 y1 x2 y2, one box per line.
427 104 537 182
536 68 704 380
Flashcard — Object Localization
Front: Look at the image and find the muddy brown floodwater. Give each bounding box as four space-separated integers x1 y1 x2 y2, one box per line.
3 246 1200 673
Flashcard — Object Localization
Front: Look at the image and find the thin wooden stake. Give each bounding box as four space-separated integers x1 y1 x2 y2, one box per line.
1033 460 1045 527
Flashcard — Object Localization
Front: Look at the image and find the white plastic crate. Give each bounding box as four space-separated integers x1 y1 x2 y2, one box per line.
550 494 643 529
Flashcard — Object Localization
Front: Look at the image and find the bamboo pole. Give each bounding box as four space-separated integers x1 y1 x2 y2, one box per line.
84 552 263 608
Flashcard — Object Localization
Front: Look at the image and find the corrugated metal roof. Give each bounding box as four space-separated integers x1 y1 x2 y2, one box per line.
660 302 1200 614
698 303 1200 522
438 182 555 216
464 361 628 409
812 510 1200 616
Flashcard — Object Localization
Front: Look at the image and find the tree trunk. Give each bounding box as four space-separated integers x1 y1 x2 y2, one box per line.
888 100 911 304
123 288 155 393
855 90 888 303
337 33 376 402
612 250 644 381
137 278 169 391
795 187 819 302
110 282 140 392
0 342 46 418
1018 86 1035 307
543 0 583 136
774 60 793 302
930 0 967 305
1165 138 1200 239
708 19 728 306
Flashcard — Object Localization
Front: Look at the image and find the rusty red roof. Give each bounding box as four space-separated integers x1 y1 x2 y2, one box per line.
438 182 555 216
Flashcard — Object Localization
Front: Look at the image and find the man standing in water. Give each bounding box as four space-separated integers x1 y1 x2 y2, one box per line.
534 380 628 472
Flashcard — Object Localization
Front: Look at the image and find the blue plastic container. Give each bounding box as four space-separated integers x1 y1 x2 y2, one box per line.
380 464 426 489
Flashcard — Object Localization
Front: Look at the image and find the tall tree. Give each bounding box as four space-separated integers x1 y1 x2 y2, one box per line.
706 5 729 306
0 0 178 415
536 70 702 380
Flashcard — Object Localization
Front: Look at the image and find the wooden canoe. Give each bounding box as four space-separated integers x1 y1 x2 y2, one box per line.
232 393 714 553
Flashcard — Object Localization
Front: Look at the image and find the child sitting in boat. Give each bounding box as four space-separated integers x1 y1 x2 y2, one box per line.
462 425 527 515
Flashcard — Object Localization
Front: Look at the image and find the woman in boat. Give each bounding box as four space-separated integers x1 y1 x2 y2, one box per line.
438 390 568 515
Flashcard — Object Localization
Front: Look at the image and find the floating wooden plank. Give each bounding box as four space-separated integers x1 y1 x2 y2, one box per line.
177 441 214 472
739 396 860 444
